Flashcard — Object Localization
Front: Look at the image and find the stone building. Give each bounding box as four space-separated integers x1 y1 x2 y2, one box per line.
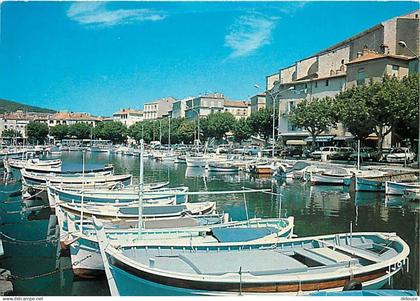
264 10 419 146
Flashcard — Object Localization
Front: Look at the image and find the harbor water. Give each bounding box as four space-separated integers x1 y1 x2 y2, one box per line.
0 151 418 296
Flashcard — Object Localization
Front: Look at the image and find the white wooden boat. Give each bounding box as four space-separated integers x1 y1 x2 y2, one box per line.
385 181 420 195
65 214 294 278
186 156 208 168
58 200 216 221
207 162 239 173
96 228 410 296
47 185 188 208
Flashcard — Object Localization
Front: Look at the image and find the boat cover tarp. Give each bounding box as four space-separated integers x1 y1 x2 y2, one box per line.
212 227 277 242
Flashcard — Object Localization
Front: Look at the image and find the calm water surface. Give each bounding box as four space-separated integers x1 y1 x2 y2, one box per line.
0 152 418 295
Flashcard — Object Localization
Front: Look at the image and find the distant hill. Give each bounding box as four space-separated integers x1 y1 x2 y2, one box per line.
0 98 56 114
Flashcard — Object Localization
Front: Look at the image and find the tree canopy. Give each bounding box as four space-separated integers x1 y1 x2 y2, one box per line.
26 121 49 144
289 97 338 148
94 121 127 144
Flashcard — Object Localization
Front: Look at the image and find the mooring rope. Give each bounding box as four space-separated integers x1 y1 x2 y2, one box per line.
0 232 57 245
6 251 98 281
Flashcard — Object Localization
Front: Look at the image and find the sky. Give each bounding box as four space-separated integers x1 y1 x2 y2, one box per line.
0 1 418 116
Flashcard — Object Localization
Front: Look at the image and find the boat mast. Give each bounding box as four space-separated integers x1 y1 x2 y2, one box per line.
80 149 86 233
137 139 144 240
357 139 361 171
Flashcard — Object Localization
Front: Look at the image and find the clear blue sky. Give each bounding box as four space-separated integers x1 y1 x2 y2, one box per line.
0 1 418 116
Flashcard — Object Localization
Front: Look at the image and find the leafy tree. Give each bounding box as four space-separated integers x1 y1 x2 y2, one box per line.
337 75 416 156
289 97 338 149
392 74 419 149
129 120 156 144
1 129 22 138
94 121 127 144
68 123 92 139
177 119 196 144
247 108 273 141
50 124 69 140
200 112 236 141
26 121 49 144
336 85 377 140
233 118 252 142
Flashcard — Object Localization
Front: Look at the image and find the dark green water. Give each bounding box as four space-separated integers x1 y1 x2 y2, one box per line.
0 152 418 295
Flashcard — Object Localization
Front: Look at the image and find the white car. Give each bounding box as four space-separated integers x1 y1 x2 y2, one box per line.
311 146 339 160
386 147 415 163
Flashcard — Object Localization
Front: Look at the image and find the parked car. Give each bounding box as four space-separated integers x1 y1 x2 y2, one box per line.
280 146 303 158
349 147 379 162
234 146 261 156
311 146 339 160
386 147 416 163
348 147 381 162
261 147 282 157
329 147 355 160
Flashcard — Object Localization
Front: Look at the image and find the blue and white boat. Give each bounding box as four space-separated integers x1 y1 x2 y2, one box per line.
385 181 420 195
47 185 188 208
95 228 410 296
65 214 294 278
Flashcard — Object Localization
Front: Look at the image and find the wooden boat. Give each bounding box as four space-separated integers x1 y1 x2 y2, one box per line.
21 169 132 188
403 188 420 202
65 214 294 278
47 185 189 208
5 158 62 170
353 172 417 192
385 181 420 195
207 162 239 173
249 163 275 175
24 164 114 175
95 228 410 296
58 200 216 221
186 156 208 168
311 289 417 296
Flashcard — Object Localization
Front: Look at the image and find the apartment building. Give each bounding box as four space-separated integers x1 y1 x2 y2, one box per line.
224 100 251 119
250 93 267 112
265 10 419 146
171 97 193 119
44 112 102 127
185 93 225 119
143 97 176 120
113 108 143 127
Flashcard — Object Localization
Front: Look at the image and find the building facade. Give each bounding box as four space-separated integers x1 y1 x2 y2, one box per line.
185 93 225 119
171 97 193 119
250 94 266 112
264 10 419 146
143 97 176 120
113 108 143 127
224 100 251 119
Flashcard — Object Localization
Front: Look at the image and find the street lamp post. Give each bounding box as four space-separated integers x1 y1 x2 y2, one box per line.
189 107 200 147
254 84 293 158
398 40 419 169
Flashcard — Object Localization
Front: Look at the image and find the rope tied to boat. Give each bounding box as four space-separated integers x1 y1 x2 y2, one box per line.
6 252 97 281
0 232 57 245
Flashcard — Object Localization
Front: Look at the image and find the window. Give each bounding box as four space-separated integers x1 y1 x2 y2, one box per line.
392 65 399 70
341 59 345 65
357 68 366 85
325 79 329 86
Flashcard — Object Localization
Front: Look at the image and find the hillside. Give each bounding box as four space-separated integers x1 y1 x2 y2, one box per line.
0 98 56 114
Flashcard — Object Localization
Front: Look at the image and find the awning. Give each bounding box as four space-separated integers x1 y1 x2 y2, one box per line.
304 135 335 142
286 140 307 145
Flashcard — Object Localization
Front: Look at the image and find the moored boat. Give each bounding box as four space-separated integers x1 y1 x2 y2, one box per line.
96 228 410 296
385 181 420 195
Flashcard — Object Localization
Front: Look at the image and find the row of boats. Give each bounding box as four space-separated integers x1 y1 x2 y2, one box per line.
1 146 415 296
